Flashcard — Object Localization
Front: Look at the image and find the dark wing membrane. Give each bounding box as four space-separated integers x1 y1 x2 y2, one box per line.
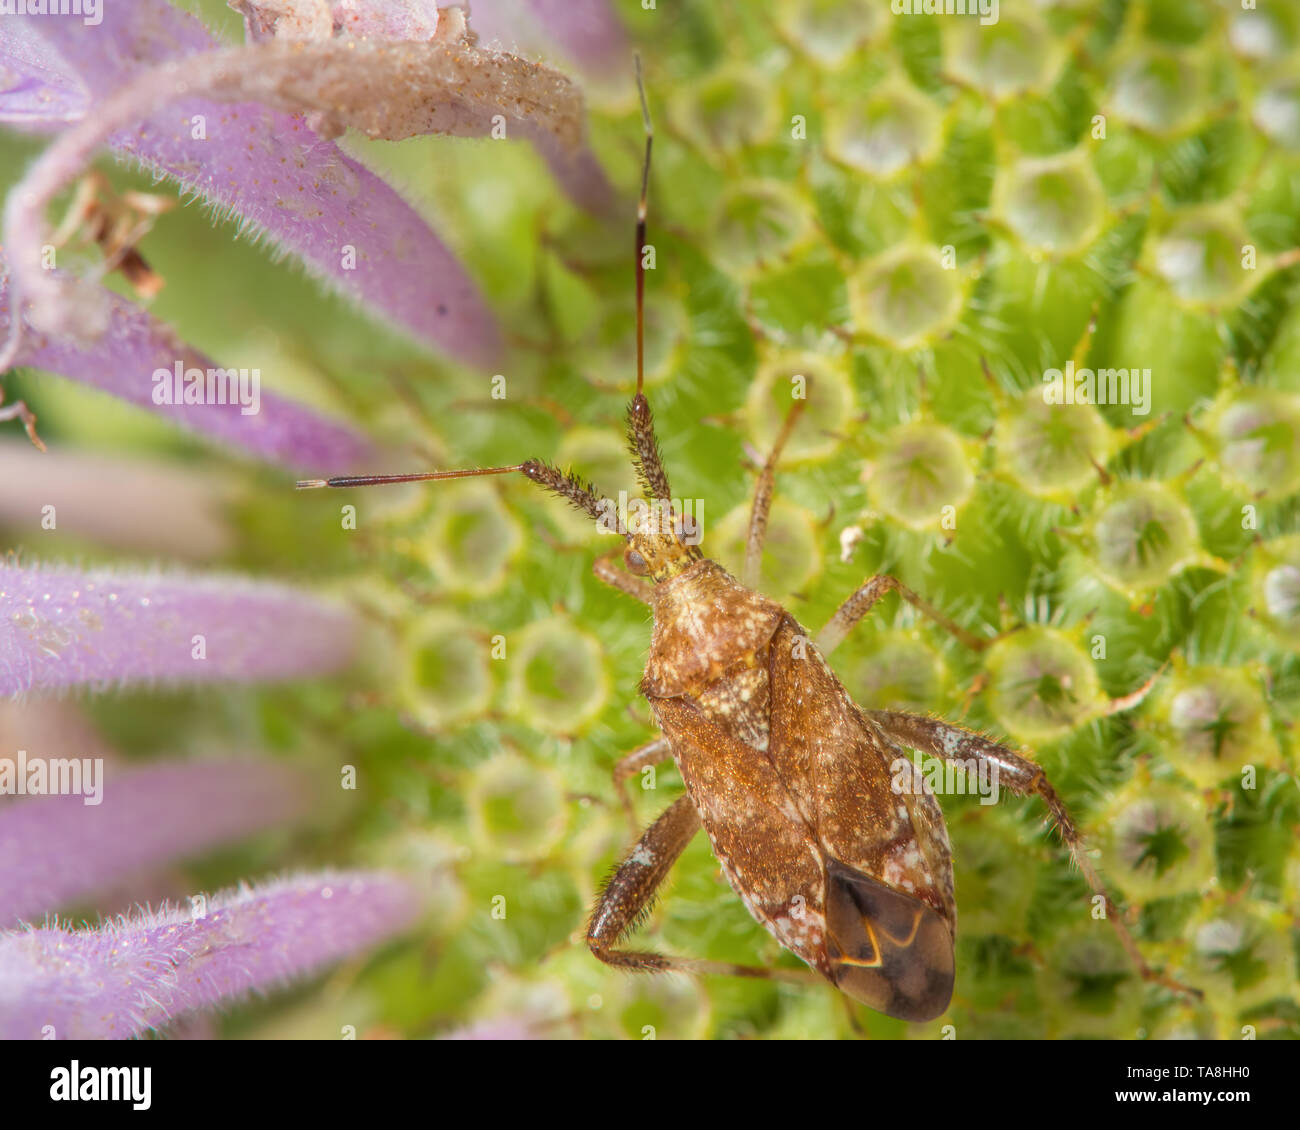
824 857 955 1021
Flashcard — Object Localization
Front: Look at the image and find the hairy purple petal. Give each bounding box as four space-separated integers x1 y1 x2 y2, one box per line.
0 261 374 472
6 3 501 367
0 760 309 927
0 561 359 696
0 16 88 129
0 871 420 1038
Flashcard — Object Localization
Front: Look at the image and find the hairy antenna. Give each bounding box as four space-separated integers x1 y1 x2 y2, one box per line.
297 460 612 523
626 55 673 505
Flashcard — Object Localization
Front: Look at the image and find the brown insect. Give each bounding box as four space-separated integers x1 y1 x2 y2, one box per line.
299 64 1197 1021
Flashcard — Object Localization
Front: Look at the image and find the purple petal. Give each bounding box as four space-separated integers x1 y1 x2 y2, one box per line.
0 441 233 559
0 259 374 472
0 15 88 129
0 760 308 927
529 0 628 75
469 0 628 76
0 871 420 1039
14 3 501 366
529 128 615 215
0 562 359 696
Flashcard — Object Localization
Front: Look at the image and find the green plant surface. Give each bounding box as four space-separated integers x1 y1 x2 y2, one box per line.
5 0 1298 1040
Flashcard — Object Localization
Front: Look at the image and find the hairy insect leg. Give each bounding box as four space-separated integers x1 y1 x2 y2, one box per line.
588 795 822 989
593 551 653 605
744 398 808 590
0 397 45 451
869 709 1202 1002
817 574 991 656
610 736 672 834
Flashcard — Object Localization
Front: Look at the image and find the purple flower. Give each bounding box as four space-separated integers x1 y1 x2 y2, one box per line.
0 0 614 453
0 871 422 1039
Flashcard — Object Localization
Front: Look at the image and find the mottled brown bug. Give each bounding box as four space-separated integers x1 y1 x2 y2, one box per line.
300 64 1197 1021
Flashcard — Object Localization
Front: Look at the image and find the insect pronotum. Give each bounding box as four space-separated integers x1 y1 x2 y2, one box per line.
299 60 1199 1022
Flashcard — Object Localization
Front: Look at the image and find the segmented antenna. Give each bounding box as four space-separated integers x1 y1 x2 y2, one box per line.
635 53 652 399
297 460 611 522
625 56 673 505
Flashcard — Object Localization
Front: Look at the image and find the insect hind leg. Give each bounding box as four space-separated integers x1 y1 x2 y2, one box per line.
587 794 821 989
869 709 1203 1002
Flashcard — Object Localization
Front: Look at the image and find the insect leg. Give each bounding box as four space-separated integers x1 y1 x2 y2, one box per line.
816 574 991 655
0 397 45 451
743 398 807 589
588 794 821 988
593 551 653 604
869 709 1203 1002
610 736 673 834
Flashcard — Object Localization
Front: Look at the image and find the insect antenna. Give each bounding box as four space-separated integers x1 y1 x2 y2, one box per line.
625 55 673 506
297 460 614 524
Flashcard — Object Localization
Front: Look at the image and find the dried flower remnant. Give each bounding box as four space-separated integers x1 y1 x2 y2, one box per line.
226 0 583 144
231 0 446 45
47 172 174 300
0 871 421 1039
0 561 360 695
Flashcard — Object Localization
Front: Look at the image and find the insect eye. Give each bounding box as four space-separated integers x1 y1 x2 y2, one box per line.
624 547 650 576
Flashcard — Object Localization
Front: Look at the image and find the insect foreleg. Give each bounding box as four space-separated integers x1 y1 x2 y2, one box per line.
0 397 44 451
817 574 991 655
610 736 673 835
587 795 821 989
869 710 1203 1002
593 551 654 604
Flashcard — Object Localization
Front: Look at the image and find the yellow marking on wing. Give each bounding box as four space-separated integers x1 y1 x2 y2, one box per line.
834 907 927 968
